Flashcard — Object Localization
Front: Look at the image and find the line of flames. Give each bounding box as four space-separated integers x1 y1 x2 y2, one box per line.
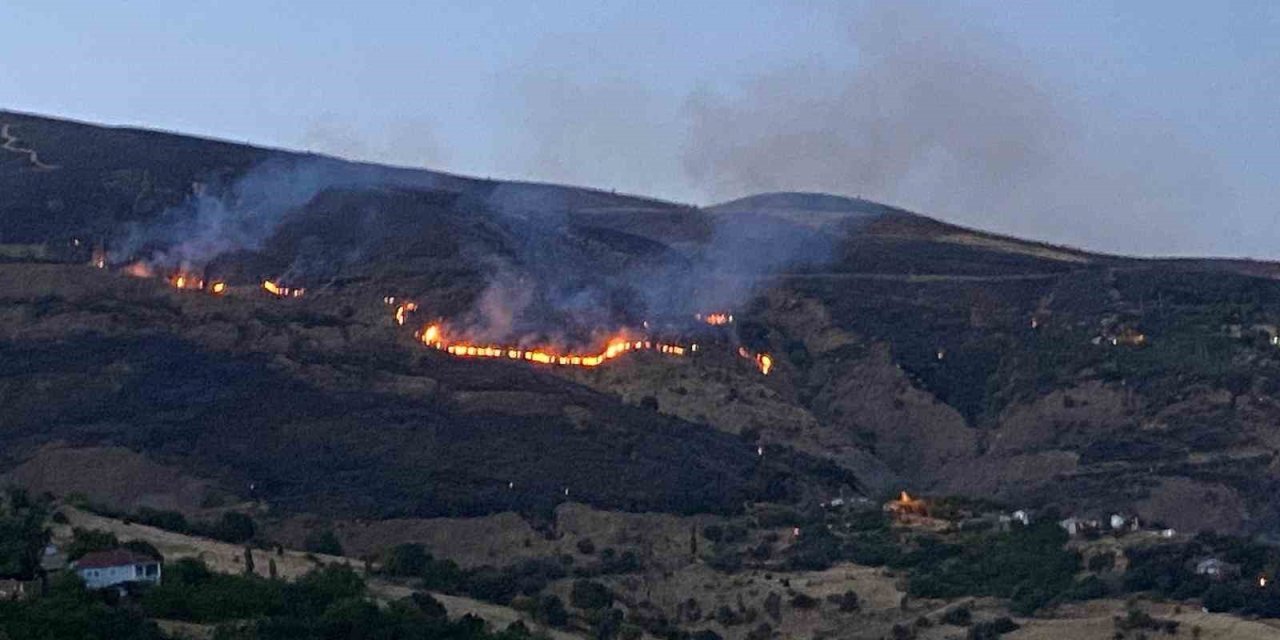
415 320 772 375
117 265 773 375
262 279 305 298
165 272 227 296
415 324 694 368
697 312 734 326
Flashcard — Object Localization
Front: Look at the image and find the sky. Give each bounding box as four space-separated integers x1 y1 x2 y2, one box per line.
1 0 1277 258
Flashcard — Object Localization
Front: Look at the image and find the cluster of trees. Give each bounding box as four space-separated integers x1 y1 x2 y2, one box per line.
1125 533 1280 617
142 558 539 639
0 488 49 579
0 573 165 640
380 542 641 609
905 522 1081 614
124 507 258 545
381 543 567 606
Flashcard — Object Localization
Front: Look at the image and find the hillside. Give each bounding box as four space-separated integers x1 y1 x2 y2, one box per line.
4 108 1280 542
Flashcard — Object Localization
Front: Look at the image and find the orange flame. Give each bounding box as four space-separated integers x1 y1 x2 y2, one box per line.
123 262 153 278
394 302 418 326
417 324 694 369
698 312 734 326
262 280 304 298
738 347 774 375
209 281 227 295
168 273 205 291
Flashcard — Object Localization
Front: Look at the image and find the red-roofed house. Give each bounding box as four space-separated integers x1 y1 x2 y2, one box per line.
72 549 161 590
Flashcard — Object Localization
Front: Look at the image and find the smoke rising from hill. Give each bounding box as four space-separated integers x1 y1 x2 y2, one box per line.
503 2 1228 256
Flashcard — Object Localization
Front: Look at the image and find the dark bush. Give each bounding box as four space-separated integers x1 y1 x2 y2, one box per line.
383 543 430 577
941 605 972 626
208 512 256 544
536 594 569 627
789 593 818 609
825 590 860 612
570 579 614 611
303 529 343 555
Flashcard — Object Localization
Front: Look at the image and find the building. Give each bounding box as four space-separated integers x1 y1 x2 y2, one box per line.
73 549 161 591
40 543 67 573
1194 558 1241 581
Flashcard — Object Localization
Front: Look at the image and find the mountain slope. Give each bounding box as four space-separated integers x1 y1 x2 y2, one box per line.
4 110 1280 535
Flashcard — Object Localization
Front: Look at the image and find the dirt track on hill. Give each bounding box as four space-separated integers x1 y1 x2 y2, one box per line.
1 123 58 170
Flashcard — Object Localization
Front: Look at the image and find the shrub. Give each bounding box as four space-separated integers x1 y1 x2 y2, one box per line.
208 512 255 544
1088 552 1116 573
789 593 819 609
818 589 856 613
64 528 118 560
383 543 430 577
1202 583 1245 613
303 529 343 556
133 508 190 534
941 605 972 626
536 594 569 627
576 538 596 555
570 579 613 611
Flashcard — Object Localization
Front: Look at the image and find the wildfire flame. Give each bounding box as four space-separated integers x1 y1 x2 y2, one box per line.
738 347 773 375
123 262 154 278
698 312 734 326
394 302 418 326
417 323 692 369
262 280 304 298
169 274 203 290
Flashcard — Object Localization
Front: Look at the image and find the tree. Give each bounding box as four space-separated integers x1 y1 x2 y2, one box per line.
210 512 255 544
570 580 613 611
382 544 429 577
410 592 448 621
537 594 569 627
304 529 344 556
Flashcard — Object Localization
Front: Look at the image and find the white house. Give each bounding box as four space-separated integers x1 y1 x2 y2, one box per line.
1194 558 1240 580
73 549 161 591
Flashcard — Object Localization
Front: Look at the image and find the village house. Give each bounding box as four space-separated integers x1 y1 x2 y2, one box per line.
1194 558 1241 581
1059 517 1103 537
72 549 161 591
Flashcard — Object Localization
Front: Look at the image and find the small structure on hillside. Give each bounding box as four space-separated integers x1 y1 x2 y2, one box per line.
1195 558 1241 581
1110 513 1141 532
73 549 162 591
40 543 66 573
1059 517 1103 537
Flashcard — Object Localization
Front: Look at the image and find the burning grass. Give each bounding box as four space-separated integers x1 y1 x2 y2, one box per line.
416 323 692 369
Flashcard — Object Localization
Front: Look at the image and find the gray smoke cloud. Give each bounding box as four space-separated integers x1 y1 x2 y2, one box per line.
114 158 341 270
112 156 452 275
683 3 1230 255
496 2 1230 257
